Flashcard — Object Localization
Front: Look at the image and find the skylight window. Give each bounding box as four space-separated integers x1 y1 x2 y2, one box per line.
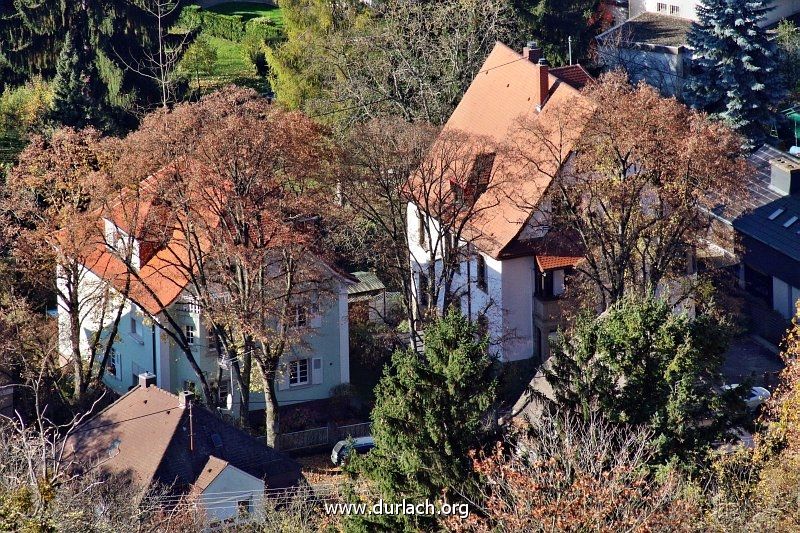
768 208 785 220
784 216 798 228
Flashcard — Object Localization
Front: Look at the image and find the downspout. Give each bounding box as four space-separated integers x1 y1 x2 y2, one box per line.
151 323 157 379
467 244 473 322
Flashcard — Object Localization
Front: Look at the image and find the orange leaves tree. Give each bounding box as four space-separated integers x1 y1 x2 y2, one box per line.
115 87 337 443
452 413 699 532
1 128 129 405
511 72 748 309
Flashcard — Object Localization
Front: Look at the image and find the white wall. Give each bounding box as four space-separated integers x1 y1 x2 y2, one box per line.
500 256 536 361
630 0 800 25
199 464 264 523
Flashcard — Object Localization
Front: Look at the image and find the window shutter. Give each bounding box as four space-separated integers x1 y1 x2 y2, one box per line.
312 358 323 385
277 363 289 391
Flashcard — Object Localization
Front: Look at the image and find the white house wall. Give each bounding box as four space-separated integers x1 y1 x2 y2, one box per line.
199 465 264 523
500 256 536 361
629 0 800 25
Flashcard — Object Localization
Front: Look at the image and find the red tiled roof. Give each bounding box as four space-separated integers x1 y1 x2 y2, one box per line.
418 42 595 259
549 64 593 90
536 254 583 271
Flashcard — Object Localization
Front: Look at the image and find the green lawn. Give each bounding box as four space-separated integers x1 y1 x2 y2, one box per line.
206 2 283 25
184 35 269 95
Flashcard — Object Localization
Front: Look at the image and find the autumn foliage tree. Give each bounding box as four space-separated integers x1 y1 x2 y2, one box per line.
451 413 699 532
511 72 747 309
113 87 337 443
1 128 130 406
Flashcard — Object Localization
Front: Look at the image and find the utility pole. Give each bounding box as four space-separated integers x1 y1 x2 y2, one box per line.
568 36 573 65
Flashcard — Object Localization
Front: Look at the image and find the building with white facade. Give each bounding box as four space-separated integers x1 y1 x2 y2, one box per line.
407 41 593 362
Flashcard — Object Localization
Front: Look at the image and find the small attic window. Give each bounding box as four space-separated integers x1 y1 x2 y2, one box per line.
108 438 121 458
784 216 798 228
768 208 785 220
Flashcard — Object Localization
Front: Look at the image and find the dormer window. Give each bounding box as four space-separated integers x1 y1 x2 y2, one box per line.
469 153 495 199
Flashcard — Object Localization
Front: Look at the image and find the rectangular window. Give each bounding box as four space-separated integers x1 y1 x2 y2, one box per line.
419 271 430 308
288 305 307 328
477 313 489 338
476 255 487 292
289 359 310 386
669 4 680 15
106 348 118 378
185 324 195 345
470 153 495 199
656 2 667 12
218 377 230 403
237 498 252 515
130 315 137 335
417 210 427 250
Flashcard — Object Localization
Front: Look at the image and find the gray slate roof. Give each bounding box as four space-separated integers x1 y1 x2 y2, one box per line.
347 271 385 296
604 12 693 48
734 195 800 263
712 144 783 223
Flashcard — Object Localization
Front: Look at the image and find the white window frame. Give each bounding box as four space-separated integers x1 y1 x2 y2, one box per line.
656 2 667 13
106 348 119 379
288 358 310 387
185 324 195 346
669 4 680 15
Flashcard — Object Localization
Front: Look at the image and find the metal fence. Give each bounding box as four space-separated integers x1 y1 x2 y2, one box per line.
276 422 371 452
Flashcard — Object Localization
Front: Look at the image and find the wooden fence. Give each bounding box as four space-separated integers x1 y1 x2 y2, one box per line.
276 421 371 452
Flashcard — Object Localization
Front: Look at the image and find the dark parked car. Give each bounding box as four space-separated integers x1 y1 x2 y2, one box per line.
331 436 374 465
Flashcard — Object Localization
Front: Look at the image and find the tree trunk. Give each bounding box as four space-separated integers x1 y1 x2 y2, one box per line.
263 363 280 448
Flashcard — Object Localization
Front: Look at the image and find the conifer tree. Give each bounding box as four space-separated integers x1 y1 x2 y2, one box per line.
684 0 785 145
542 295 742 467
48 29 112 131
346 309 498 530
0 0 186 126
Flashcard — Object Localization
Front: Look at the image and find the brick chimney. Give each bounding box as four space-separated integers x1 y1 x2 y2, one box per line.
178 390 194 409
523 40 542 63
138 372 156 388
534 58 550 111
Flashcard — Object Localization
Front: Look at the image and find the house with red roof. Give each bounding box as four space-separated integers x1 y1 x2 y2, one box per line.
64 374 302 523
407 41 593 362
56 161 354 416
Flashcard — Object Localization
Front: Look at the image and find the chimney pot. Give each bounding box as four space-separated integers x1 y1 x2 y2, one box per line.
178 390 194 409
138 372 157 388
523 40 542 63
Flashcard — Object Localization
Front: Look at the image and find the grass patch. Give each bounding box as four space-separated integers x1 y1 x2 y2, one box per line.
206 2 283 25
183 34 269 95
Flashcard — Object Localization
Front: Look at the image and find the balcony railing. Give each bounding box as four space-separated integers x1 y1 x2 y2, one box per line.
175 300 201 314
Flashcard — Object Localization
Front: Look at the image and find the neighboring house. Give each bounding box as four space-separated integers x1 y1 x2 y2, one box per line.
703 144 800 343
0 373 15 418
64 374 301 523
347 271 387 325
407 41 592 363
56 163 353 414
597 1 800 97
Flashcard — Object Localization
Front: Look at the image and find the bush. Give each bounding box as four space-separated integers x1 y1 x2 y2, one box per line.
178 6 284 45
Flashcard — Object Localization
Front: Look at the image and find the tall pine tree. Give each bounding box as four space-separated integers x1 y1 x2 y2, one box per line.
684 0 785 145
0 0 186 129
345 309 498 531
49 28 113 132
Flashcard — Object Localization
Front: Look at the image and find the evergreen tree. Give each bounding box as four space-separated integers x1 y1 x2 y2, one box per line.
0 0 186 127
684 0 785 145
543 296 744 468
48 28 112 131
346 309 498 531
